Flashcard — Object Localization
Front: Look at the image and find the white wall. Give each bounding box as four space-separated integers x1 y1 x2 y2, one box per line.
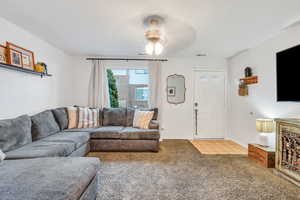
0 17 73 119
160 57 227 139
228 25 300 148
71 56 227 139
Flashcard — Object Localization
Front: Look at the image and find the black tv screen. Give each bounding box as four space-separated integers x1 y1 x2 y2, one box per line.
277 44 300 102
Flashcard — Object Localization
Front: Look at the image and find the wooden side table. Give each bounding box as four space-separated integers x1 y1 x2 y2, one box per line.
248 144 275 168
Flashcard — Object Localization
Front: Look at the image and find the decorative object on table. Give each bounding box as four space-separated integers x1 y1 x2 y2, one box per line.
238 81 248 96
244 67 252 77
167 87 176 97
6 42 35 70
256 118 274 147
248 144 275 168
35 62 47 74
274 118 300 187
0 45 7 64
166 74 186 104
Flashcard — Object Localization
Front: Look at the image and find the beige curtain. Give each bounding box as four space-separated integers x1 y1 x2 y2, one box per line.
88 60 110 108
148 61 162 114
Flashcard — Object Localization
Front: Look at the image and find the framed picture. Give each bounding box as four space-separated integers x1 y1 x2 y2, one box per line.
9 49 22 67
0 45 7 64
6 42 35 70
167 87 176 97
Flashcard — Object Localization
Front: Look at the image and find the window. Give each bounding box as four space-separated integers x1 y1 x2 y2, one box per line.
107 68 149 108
135 87 149 101
111 69 127 76
135 69 147 74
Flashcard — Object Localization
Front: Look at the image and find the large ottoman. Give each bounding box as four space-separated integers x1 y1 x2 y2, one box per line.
0 157 100 200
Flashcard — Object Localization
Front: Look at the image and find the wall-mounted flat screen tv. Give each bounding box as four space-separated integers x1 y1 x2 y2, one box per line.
277 44 300 102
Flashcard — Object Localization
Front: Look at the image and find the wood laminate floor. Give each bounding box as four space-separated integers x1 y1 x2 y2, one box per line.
190 140 248 155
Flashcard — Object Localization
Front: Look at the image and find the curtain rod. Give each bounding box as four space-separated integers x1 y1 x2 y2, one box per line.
86 57 168 62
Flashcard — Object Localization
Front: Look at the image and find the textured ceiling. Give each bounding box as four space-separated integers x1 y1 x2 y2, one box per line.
1 0 300 57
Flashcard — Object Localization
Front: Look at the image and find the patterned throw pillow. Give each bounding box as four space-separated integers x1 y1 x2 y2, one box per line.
133 110 154 129
77 107 100 129
91 109 100 127
67 106 78 129
87 108 99 128
67 106 101 129
87 108 93 128
77 107 88 128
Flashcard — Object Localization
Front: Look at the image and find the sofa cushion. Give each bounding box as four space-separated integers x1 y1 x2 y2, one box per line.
69 143 90 157
126 108 135 126
5 140 75 160
149 120 159 130
0 115 32 152
150 108 158 120
126 107 158 126
90 126 123 139
98 108 103 126
31 110 60 141
103 108 127 126
0 157 100 200
52 107 68 130
42 132 90 148
120 127 160 140
79 173 98 200
64 128 96 132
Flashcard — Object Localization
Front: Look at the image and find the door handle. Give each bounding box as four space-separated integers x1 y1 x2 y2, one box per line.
194 102 198 135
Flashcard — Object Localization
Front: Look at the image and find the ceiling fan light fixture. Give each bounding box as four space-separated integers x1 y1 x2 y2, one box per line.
145 42 154 55
145 41 163 55
144 15 165 56
154 42 163 55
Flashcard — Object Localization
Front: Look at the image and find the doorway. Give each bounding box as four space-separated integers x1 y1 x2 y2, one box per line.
193 70 226 139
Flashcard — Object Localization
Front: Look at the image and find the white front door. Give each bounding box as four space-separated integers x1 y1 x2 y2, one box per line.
194 71 226 139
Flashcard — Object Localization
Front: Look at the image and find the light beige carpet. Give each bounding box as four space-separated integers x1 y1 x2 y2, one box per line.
190 140 248 155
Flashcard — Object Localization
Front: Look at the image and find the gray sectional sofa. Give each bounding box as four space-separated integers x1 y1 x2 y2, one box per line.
0 157 100 200
66 107 160 152
2 107 159 160
0 107 160 200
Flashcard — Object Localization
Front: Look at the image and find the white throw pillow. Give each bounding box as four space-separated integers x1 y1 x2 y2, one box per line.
0 149 6 161
133 110 154 129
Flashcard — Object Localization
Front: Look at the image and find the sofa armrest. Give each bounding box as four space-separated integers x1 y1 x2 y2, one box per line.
149 120 159 130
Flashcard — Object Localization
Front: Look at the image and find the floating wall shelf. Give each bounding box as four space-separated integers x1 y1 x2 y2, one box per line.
0 62 52 78
240 76 258 85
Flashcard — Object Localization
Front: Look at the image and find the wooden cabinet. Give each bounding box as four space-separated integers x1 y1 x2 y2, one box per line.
275 119 300 186
248 144 275 168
